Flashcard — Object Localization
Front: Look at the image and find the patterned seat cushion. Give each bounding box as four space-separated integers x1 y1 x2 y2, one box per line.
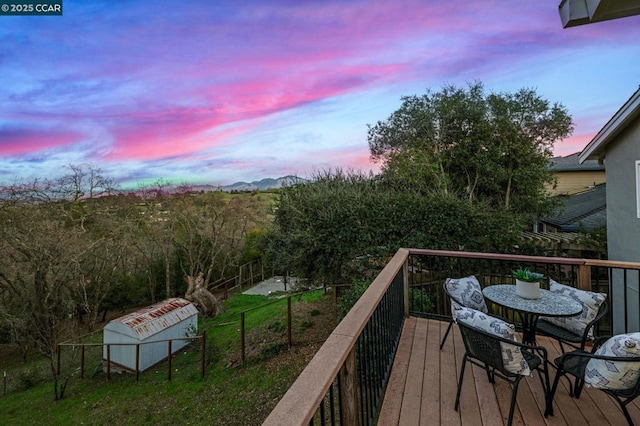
455 306 531 376
541 279 606 340
445 275 488 320
584 333 640 390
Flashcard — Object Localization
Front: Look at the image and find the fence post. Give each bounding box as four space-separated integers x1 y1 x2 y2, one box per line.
167 340 173 381
106 345 111 381
135 344 140 382
80 345 85 379
287 297 292 349
241 312 246 363
339 347 359 425
201 331 206 379
56 344 61 376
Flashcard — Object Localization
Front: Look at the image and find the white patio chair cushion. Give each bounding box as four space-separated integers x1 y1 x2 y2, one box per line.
585 333 640 390
445 275 488 320
541 279 606 339
455 306 531 376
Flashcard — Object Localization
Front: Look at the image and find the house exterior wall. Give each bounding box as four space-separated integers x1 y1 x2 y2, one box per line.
547 170 606 195
605 119 640 333
605 120 640 262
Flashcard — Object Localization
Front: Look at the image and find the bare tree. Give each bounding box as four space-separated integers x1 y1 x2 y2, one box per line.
0 165 124 399
169 192 260 316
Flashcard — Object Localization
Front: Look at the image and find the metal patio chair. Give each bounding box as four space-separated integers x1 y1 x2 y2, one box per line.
544 336 640 425
440 277 489 350
455 320 551 426
536 298 609 353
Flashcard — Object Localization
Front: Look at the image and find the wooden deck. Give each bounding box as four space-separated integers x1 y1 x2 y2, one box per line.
378 317 640 426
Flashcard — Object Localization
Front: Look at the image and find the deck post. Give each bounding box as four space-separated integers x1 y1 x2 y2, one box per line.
578 263 592 291
339 346 359 425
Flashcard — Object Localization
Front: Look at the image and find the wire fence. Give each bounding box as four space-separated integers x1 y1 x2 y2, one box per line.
1 286 337 397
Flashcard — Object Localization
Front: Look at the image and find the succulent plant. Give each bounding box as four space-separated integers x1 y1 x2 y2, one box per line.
512 268 544 283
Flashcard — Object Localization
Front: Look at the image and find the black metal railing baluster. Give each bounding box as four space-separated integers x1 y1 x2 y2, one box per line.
329 382 336 425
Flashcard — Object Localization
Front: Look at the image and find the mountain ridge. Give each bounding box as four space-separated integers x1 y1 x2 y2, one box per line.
192 175 308 192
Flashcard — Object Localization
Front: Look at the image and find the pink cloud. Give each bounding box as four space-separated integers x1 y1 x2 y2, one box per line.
3 1 640 187
101 58 407 162
103 108 248 160
554 133 594 157
0 126 81 156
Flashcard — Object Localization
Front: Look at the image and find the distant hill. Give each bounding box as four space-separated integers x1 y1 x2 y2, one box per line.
191 175 308 192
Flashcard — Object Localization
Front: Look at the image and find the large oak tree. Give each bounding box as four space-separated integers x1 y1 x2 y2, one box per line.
368 82 573 217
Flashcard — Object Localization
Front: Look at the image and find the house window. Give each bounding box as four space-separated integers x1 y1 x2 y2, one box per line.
637 161 640 218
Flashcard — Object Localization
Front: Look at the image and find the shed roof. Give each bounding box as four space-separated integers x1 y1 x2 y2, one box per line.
110 298 198 340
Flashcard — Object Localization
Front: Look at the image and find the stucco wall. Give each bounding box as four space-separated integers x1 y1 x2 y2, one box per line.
605 119 640 333
605 119 640 262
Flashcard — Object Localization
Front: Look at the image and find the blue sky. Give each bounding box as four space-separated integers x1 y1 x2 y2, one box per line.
1 0 639 187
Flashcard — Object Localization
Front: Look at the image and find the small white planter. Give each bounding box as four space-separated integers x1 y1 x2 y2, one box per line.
515 279 540 299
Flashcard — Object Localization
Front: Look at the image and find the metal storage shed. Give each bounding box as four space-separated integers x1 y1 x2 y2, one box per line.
103 298 198 373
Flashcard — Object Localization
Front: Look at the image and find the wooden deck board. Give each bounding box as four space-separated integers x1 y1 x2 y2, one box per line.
420 318 441 425
378 318 639 426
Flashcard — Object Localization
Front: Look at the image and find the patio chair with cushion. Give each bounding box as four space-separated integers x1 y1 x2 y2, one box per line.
536 279 608 353
454 307 550 426
440 275 489 350
544 333 640 425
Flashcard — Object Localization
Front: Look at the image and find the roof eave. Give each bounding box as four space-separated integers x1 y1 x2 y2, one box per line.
559 0 640 28
579 87 640 164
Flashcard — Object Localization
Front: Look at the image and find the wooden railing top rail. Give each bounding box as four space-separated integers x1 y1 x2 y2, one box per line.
408 249 640 272
584 259 640 269
262 248 409 426
407 248 587 266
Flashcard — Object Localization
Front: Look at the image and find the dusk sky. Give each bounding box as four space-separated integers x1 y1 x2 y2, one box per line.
2 1 640 188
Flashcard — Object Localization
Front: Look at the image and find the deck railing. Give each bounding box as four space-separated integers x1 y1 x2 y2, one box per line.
264 248 640 425
407 249 640 335
263 248 408 426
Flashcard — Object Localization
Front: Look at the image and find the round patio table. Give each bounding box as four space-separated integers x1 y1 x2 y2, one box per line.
482 284 582 345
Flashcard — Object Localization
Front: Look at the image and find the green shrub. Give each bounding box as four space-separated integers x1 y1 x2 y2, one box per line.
409 288 432 313
267 321 286 334
268 169 524 287
17 367 43 391
259 342 288 359
336 279 371 320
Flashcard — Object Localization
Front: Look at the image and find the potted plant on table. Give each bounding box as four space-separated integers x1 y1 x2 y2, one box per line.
512 268 544 299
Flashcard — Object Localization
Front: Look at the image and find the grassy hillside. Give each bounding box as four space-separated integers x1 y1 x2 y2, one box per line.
0 290 337 426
